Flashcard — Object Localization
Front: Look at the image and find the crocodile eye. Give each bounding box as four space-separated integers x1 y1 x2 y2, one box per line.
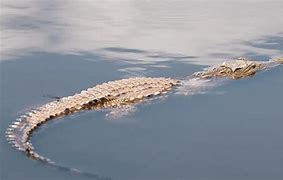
219 70 227 75
234 67 242 72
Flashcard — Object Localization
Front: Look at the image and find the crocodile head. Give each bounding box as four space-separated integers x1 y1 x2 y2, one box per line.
194 59 262 79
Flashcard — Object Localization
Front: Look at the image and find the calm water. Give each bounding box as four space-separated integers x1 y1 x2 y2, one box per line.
1 1 283 180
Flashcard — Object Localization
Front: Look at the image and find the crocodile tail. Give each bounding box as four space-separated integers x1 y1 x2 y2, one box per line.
25 148 110 180
6 113 111 180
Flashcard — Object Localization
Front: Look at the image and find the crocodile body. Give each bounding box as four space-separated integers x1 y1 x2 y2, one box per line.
5 58 283 178
6 77 179 161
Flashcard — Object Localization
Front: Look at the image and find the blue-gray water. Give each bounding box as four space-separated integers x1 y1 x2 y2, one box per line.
0 1 283 180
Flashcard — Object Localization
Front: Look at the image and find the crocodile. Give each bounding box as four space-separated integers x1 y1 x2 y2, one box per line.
5 57 283 179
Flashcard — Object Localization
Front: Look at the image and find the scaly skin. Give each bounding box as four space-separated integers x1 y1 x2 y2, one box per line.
193 58 262 79
193 57 282 79
6 77 179 178
5 57 282 178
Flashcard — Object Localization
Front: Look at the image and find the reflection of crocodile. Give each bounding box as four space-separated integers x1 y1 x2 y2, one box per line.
5 57 283 178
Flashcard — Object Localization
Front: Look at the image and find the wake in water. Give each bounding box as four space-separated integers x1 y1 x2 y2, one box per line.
176 77 222 96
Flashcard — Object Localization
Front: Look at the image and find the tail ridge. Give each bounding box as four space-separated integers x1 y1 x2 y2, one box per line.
26 148 112 180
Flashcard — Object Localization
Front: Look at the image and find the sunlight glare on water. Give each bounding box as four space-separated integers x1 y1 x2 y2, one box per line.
1 0 283 65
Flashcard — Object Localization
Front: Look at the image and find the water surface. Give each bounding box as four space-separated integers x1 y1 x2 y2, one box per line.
1 1 283 180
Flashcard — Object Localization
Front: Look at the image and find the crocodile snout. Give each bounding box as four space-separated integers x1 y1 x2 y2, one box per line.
274 57 283 64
